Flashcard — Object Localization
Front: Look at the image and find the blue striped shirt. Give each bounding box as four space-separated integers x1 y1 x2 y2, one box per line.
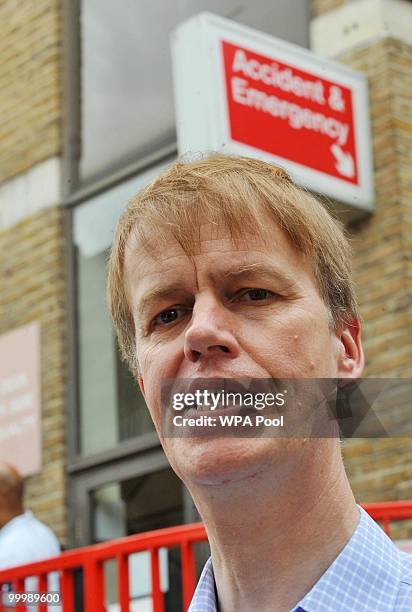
189 506 412 611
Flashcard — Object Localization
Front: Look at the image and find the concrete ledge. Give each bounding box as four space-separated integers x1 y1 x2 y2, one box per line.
311 0 412 58
0 157 61 231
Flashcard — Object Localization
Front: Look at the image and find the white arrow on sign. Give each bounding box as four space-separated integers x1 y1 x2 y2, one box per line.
330 143 355 178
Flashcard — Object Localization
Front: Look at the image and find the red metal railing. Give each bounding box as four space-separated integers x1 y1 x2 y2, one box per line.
0 522 207 612
361 500 412 536
0 502 411 612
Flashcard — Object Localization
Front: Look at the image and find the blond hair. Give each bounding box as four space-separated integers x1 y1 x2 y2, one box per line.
107 153 359 375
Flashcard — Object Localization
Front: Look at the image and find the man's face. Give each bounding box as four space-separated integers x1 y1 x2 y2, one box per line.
124 212 363 487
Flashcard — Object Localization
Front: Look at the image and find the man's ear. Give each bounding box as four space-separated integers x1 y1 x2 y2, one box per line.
336 318 365 379
138 376 145 398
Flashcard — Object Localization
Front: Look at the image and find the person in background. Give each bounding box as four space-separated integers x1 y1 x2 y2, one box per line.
0 462 61 612
0 462 60 569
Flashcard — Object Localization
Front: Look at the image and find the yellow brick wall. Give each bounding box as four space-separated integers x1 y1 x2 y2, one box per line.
323 35 412 528
0 0 62 183
0 206 67 543
348 39 412 377
0 0 67 543
0 206 67 544
311 0 412 532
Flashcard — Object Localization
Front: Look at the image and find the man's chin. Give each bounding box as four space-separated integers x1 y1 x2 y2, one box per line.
164 436 293 487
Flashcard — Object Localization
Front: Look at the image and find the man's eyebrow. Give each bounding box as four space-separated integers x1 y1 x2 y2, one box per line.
135 285 188 319
135 263 298 318
220 262 298 287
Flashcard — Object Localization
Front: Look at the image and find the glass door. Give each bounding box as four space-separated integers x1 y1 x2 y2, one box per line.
70 449 200 611
92 468 184 611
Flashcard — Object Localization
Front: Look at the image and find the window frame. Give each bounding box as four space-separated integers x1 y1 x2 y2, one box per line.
62 0 185 548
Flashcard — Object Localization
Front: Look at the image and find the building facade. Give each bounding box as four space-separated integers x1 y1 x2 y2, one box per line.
0 1 411 581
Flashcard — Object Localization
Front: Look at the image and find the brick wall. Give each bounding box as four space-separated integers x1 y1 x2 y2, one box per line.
1 0 62 183
0 0 67 543
311 0 412 532
340 38 412 519
0 206 67 543
349 38 412 377
0 0 410 547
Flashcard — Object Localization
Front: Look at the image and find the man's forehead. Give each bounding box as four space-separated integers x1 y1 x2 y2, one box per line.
125 241 275 286
123 222 310 316
124 219 291 270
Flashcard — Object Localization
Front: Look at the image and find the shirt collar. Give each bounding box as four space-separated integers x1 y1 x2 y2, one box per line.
297 506 403 611
189 506 404 612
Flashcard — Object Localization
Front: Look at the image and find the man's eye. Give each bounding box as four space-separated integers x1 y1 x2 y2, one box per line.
240 289 274 301
153 308 185 327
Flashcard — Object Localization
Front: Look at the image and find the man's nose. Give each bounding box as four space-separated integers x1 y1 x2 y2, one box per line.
183 296 241 363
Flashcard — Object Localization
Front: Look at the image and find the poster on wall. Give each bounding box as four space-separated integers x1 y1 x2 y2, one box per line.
0 322 42 476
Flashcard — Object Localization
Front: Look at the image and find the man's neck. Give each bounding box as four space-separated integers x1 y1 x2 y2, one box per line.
188 440 359 612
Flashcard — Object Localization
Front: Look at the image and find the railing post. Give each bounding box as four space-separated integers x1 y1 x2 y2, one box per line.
383 516 391 536
117 553 129 612
181 540 197 611
83 558 105 612
150 548 164 612
14 578 26 612
61 570 74 612
38 573 48 612
0 582 8 612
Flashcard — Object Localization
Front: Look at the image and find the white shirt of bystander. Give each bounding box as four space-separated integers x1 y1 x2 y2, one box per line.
0 510 61 611
0 510 60 569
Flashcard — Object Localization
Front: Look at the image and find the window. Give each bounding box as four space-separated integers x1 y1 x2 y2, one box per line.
73 160 172 455
79 0 310 182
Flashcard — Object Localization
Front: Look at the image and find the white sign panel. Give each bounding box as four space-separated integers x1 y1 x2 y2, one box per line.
171 12 374 211
0 322 42 476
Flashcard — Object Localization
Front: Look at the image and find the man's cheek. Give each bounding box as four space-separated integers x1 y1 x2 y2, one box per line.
136 342 158 383
262 335 307 372
142 373 161 422
138 335 168 369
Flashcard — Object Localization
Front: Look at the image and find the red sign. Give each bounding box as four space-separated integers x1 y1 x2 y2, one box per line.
222 41 359 185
